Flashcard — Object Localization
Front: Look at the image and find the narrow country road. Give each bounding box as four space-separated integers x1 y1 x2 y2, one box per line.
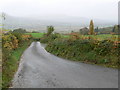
12 42 118 88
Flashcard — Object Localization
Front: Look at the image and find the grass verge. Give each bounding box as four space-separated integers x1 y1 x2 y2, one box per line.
2 40 32 88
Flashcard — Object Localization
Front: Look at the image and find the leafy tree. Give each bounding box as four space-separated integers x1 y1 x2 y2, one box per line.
46 26 54 36
2 12 6 20
12 28 27 33
112 25 119 34
95 27 99 32
71 31 74 33
11 28 27 43
89 20 94 35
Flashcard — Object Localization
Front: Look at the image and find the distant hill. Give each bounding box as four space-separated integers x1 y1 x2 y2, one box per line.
2 14 117 33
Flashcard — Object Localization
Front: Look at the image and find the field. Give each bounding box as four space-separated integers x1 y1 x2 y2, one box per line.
82 34 118 41
26 33 44 38
26 33 118 41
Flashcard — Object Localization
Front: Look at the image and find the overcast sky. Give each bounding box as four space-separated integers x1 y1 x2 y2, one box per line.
0 0 119 22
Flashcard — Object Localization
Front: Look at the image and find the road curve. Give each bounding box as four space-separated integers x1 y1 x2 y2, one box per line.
12 42 118 88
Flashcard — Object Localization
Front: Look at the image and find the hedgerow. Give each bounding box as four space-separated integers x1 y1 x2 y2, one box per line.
45 38 119 68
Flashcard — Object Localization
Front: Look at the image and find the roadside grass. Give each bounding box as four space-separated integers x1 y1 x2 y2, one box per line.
26 33 44 38
2 40 32 88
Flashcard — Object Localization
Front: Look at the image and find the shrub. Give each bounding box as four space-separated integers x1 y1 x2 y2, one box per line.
12 28 27 33
46 26 54 36
2 34 18 50
40 33 61 43
94 40 114 56
45 37 118 68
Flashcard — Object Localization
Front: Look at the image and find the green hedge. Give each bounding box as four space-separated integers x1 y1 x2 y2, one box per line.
45 38 119 68
2 39 32 88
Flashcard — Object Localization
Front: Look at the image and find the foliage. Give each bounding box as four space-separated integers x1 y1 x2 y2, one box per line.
112 25 119 34
2 34 18 50
2 32 32 88
46 26 54 36
94 40 114 56
95 27 99 32
45 37 119 68
2 41 32 88
40 33 61 43
98 27 113 34
89 20 94 35
12 28 27 33
11 33 23 43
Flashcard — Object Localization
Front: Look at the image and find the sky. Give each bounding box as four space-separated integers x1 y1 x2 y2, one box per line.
0 0 119 22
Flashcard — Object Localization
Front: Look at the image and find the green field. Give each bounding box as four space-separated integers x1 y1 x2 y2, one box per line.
26 33 118 41
26 33 70 38
26 33 44 38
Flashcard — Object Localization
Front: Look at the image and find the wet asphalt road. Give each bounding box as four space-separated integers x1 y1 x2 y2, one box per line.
12 42 118 88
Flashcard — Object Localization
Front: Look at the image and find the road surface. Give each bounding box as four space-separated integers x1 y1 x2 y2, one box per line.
12 42 118 88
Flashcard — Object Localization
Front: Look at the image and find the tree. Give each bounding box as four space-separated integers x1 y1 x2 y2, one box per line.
112 25 119 34
11 28 27 43
95 27 99 32
46 26 54 36
89 20 94 35
12 28 27 33
2 12 6 20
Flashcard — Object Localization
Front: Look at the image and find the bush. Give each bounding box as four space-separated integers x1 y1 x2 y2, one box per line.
12 28 27 33
40 33 61 43
11 33 23 43
2 34 18 50
45 38 119 68
94 40 114 56
2 32 32 88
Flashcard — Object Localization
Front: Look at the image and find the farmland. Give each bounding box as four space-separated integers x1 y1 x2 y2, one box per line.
26 33 44 38
26 32 118 41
